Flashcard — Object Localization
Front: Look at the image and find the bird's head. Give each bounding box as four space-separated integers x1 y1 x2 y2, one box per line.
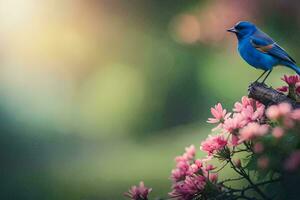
227 21 257 39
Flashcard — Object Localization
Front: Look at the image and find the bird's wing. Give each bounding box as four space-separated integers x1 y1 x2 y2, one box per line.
250 30 296 63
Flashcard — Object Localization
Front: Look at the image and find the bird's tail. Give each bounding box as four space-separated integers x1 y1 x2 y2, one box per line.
284 62 300 75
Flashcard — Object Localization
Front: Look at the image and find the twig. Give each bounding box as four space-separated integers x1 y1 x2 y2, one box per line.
228 158 272 200
212 161 229 173
219 176 244 184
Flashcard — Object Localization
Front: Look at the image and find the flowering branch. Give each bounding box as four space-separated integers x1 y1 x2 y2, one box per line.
125 75 300 200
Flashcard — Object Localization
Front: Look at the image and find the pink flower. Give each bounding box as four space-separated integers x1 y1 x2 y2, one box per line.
185 175 206 192
176 161 190 174
232 97 265 126
208 173 218 183
296 82 300 94
184 145 196 160
284 150 300 171
204 164 216 171
283 116 295 129
239 123 269 142
257 156 269 169
281 75 300 85
277 86 288 93
172 146 201 182
241 105 265 123
194 159 203 168
277 75 300 95
200 135 227 155
266 103 292 120
188 163 201 175
175 145 196 162
233 96 264 113
174 163 196 180
124 182 152 200
231 134 239 146
272 127 284 139
175 155 188 163
291 109 300 120
207 103 231 130
187 159 203 175
253 142 264 153
169 175 206 200
233 96 252 112
223 113 247 133
201 155 213 162
171 161 190 182
171 168 186 182
170 146 214 200
201 162 217 178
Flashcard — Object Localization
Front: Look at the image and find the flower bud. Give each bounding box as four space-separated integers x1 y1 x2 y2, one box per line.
257 156 269 169
272 127 284 139
253 142 264 153
234 159 241 168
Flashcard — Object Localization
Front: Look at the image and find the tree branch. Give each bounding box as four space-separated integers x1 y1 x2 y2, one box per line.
248 82 300 108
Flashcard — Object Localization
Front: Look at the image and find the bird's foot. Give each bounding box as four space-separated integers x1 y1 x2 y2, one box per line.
250 81 267 88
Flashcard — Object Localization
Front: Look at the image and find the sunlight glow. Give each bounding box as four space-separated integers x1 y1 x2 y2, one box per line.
0 0 37 29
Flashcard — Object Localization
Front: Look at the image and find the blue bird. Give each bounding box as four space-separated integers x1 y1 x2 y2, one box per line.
227 21 300 83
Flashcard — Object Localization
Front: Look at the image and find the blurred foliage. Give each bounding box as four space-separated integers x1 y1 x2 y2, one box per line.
1 0 300 199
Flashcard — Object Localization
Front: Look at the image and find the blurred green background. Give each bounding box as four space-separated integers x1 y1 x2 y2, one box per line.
1 0 300 199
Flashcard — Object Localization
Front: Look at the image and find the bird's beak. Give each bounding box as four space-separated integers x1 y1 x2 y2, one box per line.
227 27 237 33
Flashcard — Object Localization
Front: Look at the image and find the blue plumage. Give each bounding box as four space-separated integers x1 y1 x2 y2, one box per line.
228 21 300 82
